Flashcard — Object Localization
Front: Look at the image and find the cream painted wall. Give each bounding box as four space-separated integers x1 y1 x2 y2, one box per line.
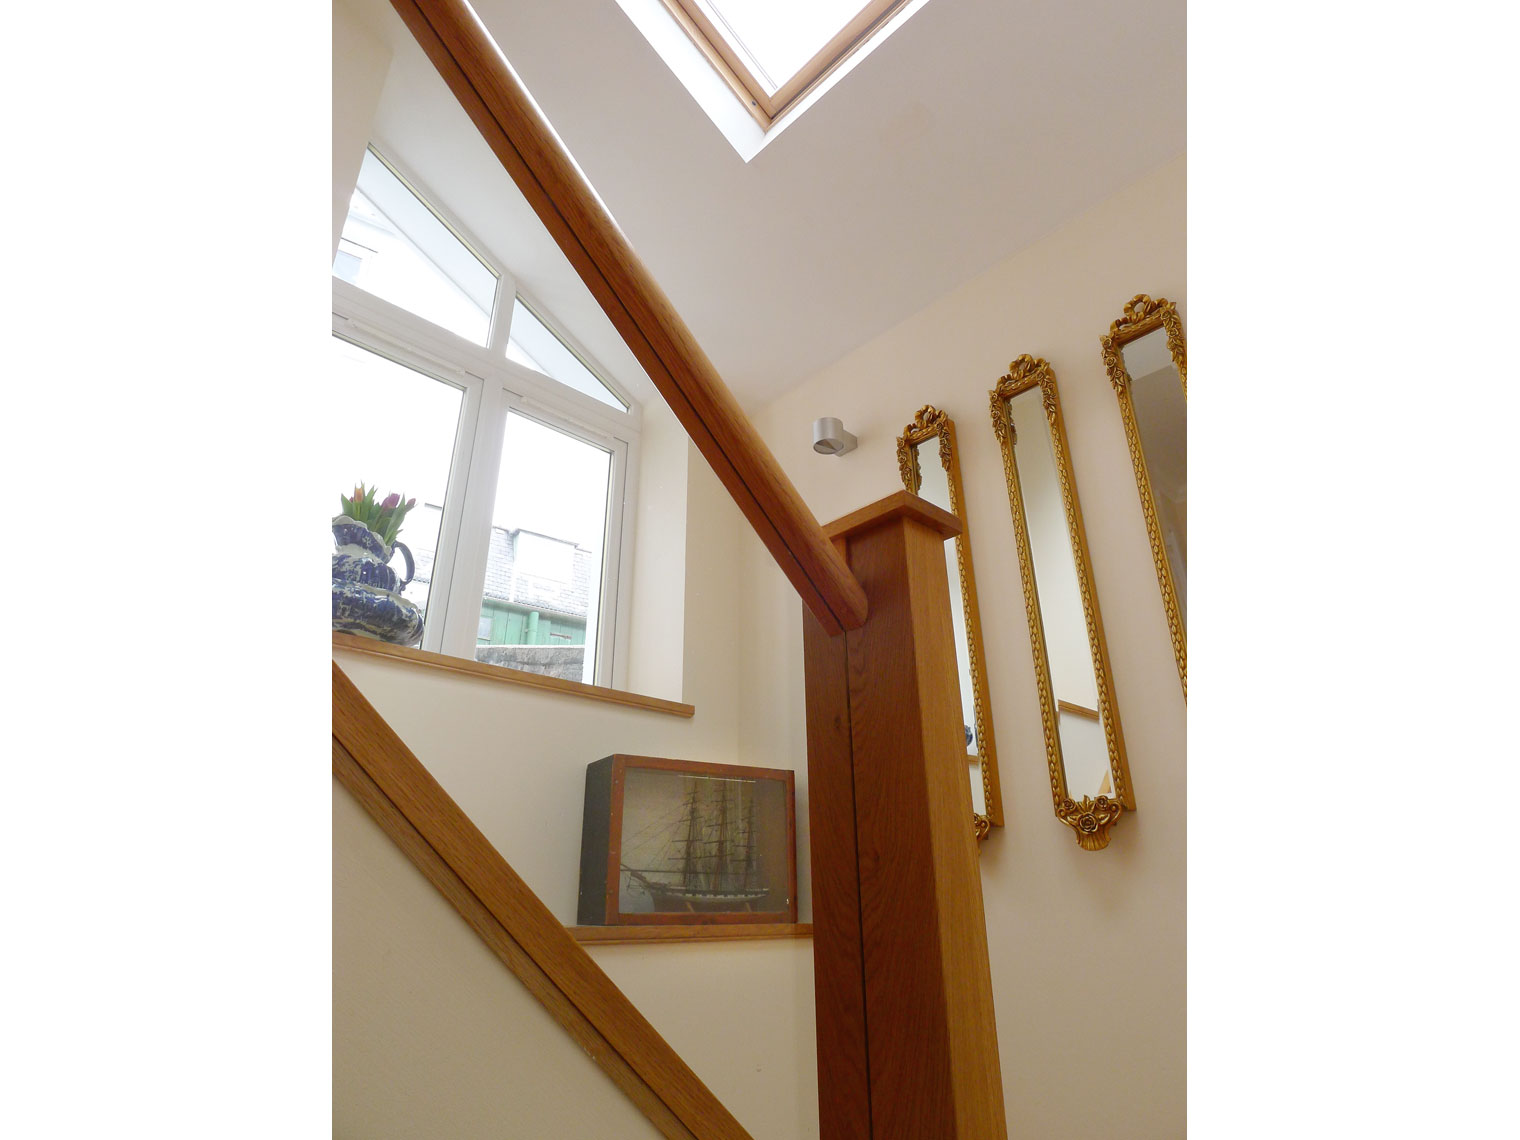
739 155 1187 1138
334 780 665 1139
333 446 819 1140
584 940 820 1140
332 0 390 259
625 400 688 700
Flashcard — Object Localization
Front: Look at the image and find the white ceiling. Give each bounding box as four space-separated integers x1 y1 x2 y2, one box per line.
347 0 1184 411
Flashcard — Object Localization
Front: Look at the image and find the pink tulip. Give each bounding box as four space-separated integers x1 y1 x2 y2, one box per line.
380 493 400 510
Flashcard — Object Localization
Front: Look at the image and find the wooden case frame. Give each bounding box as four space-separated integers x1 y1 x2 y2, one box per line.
578 754 798 925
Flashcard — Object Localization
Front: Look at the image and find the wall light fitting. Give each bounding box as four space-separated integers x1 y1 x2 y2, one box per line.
813 417 857 456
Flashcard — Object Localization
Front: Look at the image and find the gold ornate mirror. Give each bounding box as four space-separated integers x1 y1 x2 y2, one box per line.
989 357 1133 850
1101 294 1187 696
897 406 1003 839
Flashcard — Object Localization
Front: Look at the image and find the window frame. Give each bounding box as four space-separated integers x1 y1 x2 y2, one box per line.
507 289 632 412
332 151 642 688
341 143 511 349
443 375 634 686
661 0 912 126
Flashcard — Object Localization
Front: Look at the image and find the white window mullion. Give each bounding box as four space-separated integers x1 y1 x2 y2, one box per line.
437 381 516 660
486 266 517 355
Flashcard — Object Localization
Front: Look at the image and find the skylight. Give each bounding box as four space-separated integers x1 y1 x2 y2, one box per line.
695 0 870 94
662 0 911 125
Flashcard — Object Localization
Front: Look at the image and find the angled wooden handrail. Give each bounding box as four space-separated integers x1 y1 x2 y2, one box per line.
387 0 867 636
333 662 753 1140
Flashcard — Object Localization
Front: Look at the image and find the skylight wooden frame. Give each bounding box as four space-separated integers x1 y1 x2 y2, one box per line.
661 0 911 127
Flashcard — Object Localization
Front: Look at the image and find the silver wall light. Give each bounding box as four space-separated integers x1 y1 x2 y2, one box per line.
812 417 858 456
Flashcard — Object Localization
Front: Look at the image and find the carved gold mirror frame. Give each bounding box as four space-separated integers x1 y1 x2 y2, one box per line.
1101 294 1187 697
989 357 1134 850
896 406 1003 839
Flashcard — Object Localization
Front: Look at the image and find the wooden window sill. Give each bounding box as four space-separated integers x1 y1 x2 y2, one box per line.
331 632 695 718
568 923 813 946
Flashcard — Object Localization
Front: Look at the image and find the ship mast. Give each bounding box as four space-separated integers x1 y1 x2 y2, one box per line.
715 780 729 892
742 782 756 889
680 780 700 888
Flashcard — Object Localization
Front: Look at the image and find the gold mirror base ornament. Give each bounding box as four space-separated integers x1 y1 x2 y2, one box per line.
1056 796 1123 851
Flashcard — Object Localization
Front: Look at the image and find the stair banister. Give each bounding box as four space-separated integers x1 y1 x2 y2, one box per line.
369 5 1009 1137
388 0 868 636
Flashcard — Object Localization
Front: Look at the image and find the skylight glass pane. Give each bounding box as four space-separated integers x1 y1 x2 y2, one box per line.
698 0 868 93
507 300 628 410
335 149 498 346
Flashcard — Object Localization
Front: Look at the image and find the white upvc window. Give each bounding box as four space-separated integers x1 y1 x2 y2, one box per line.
329 145 640 688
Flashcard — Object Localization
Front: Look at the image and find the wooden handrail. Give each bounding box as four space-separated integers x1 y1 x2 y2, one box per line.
389 0 868 636
1056 698 1100 721
333 663 753 1140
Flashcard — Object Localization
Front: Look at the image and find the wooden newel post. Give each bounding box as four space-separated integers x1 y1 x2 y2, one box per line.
804 491 1007 1140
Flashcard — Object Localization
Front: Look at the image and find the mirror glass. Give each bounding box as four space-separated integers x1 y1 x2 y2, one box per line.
1104 294 1187 694
1120 329 1187 623
991 357 1132 850
897 407 1002 838
1004 387 1112 801
915 433 978 757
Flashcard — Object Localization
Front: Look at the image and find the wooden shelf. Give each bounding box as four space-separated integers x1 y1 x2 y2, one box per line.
332 632 694 718
569 923 813 946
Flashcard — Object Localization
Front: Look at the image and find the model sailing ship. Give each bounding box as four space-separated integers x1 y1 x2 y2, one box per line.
622 777 770 913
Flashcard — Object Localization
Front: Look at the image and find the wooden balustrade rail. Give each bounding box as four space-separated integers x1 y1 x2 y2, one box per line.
389 0 868 636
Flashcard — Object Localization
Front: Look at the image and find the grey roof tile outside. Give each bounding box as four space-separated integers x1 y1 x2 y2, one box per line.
391 505 592 620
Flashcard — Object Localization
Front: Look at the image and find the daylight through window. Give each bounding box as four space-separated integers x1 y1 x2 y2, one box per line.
664 0 912 123
330 145 638 688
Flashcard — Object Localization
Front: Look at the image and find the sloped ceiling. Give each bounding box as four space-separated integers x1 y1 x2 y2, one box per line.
349 0 1184 410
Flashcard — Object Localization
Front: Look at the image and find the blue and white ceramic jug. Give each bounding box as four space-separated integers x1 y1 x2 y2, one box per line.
330 517 424 645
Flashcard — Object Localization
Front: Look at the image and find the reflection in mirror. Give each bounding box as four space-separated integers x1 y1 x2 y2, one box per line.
1102 294 1187 694
1123 332 1185 619
969 758 986 816
990 357 1133 850
915 435 974 754
897 406 1002 839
